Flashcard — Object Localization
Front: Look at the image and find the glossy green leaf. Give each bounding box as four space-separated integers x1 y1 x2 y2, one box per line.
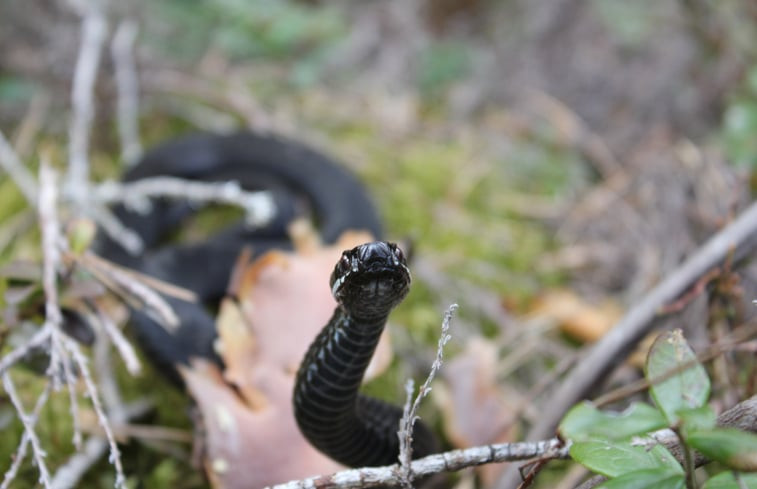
597 468 685 489
571 440 682 478
688 429 757 471
703 471 757 489
646 330 710 425
560 401 667 442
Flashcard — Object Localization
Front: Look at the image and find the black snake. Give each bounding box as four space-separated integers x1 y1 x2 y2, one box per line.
293 241 438 467
98 132 437 468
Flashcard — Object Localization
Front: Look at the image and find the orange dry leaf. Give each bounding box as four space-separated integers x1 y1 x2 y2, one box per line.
529 289 623 342
181 230 393 488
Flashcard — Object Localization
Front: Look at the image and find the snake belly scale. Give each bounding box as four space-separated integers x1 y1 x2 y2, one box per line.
293 241 438 467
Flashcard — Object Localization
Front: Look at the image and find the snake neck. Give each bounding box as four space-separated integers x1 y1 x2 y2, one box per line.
293 241 437 467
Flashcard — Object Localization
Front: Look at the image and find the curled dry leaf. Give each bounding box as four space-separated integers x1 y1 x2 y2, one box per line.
182 230 393 488
437 337 518 486
529 289 623 343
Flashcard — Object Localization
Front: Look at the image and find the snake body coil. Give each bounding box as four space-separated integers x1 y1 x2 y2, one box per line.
293 242 438 467
97 131 383 384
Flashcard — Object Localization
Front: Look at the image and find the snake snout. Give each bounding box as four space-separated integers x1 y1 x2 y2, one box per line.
358 241 402 269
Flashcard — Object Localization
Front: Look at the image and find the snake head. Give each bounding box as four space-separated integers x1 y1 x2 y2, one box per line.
330 241 411 316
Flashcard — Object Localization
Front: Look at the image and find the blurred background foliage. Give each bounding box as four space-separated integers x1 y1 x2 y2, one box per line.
1 0 757 487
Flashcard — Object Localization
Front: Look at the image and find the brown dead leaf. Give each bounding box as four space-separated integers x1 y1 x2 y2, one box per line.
183 230 394 488
529 289 623 342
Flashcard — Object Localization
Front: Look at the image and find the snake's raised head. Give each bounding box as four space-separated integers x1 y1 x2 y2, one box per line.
330 241 411 317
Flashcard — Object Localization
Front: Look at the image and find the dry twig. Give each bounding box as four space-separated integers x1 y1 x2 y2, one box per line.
66 8 107 205
111 19 142 166
75 251 180 331
266 439 568 489
63 338 127 488
94 177 276 227
1 377 54 489
497 201 757 489
397 303 456 488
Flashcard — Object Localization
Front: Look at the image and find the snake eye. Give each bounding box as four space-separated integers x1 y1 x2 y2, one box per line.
391 244 405 264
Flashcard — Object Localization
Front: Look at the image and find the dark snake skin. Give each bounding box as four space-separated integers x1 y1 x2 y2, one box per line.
97 131 383 384
293 242 438 467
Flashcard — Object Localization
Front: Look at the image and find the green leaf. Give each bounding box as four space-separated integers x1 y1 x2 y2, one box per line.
703 471 757 489
597 468 685 489
646 329 710 425
688 429 757 471
677 405 717 438
560 401 667 442
570 440 683 478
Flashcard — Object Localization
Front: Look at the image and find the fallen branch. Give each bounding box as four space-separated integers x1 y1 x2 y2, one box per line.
266 439 569 489
497 201 757 489
266 395 757 489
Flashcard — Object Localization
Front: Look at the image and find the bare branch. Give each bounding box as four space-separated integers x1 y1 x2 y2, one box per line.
93 303 141 376
75 251 180 331
2 373 53 489
0 379 53 489
397 303 456 487
265 439 568 489
519 201 757 451
66 7 107 205
38 162 65 385
88 205 144 254
94 177 276 227
50 402 152 489
0 327 52 377
111 19 142 166
64 338 126 489
39 162 83 448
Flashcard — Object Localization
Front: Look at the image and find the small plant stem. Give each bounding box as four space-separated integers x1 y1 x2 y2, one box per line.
673 426 697 489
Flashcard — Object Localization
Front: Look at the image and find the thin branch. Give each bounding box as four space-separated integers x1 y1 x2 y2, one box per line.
80 252 197 302
521 201 757 441
111 19 142 167
38 163 65 385
88 205 144 254
0 379 53 489
75 251 180 331
0 327 52 377
63 338 126 489
50 401 152 489
0 128 37 205
94 177 276 227
265 439 568 489
39 162 83 449
66 8 107 205
266 395 757 489
92 302 141 376
397 303 456 487
2 373 53 489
